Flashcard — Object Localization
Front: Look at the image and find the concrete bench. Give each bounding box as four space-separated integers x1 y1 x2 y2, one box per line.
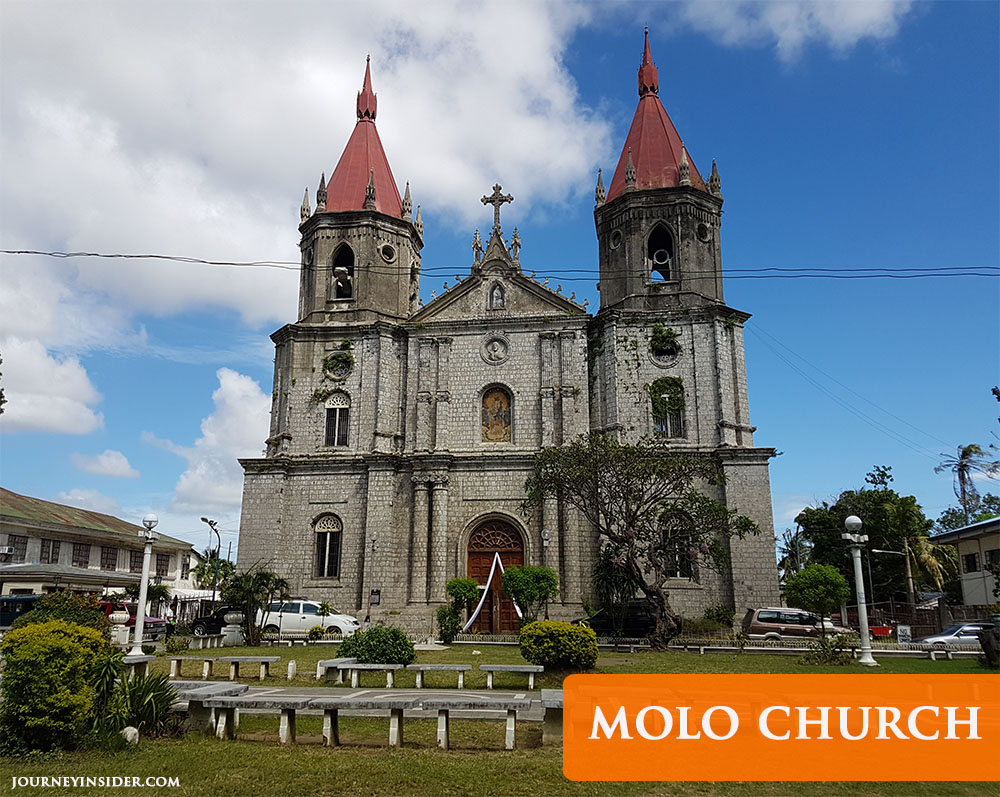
189 634 224 651
479 664 544 690
168 656 217 680
217 656 280 680
421 695 532 750
203 695 313 744
122 654 155 680
309 696 421 748
344 662 404 688
172 681 248 732
405 663 472 688
315 657 358 683
540 689 563 745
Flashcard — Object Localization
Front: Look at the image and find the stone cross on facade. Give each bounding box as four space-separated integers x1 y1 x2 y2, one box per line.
481 184 513 233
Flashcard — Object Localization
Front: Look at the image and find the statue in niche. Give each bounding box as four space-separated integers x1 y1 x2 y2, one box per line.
490 283 505 309
481 388 512 443
473 229 483 263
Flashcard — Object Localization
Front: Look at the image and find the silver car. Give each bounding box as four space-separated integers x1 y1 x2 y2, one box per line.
914 622 993 647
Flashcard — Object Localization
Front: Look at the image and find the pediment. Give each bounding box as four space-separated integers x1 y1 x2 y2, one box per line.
411 269 586 323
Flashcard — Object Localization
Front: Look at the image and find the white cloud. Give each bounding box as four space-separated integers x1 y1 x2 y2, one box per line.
55 488 121 516
150 368 270 514
0 337 103 434
71 449 140 479
672 0 914 61
772 493 815 524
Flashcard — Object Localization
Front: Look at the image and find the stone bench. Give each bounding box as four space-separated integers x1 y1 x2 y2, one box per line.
309 696 421 748
216 656 280 680
405 663 472 688
345 662 405 688
122 654 155 680
189 634 224 650
478 664 544 690
540 688 563 745
168 656 218 680
172 681 248 732
421 695 532 750
315 657 358 683
203 695 313 744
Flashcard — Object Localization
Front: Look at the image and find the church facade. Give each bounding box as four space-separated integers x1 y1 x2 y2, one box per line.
237 34 780 635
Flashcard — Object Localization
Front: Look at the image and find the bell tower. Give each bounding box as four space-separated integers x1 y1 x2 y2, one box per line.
297 57 423 324
594 29 725 312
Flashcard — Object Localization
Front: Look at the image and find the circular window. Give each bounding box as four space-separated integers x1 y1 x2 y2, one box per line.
380 244 396 262
652 249 671 266
697 223 711 242
610 230 623 249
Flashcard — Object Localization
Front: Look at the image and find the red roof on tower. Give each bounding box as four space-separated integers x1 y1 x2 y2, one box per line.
606 30 707 201
325 57 403 216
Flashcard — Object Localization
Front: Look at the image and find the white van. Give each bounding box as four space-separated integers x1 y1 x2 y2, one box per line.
257 599 359 636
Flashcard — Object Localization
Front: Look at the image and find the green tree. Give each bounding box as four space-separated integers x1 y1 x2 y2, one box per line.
782 564 850 637
12 590 110 636
219 564 290 645
501 565 559 624
192 547 236 589
936 493 1000 531
523 433 758 649
445 577 480 619
591 544 640 641
935 444 1000 524
123 582 171 615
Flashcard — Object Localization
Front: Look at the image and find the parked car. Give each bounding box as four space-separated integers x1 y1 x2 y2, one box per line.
574 600 657 638
190 605 236 637
98 601 168 639
914 622 994 647
0 594 41 630
742 607 852 641
256 599 360 636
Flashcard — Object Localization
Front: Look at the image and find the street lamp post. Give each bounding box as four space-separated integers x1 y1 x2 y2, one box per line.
200 517 221 612
129 514 158 657
842 515 878 667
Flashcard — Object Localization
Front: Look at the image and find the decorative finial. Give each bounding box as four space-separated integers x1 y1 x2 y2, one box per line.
638 27 659 97
570 292 576 301
473 228 483 264
443 281 449 291
557 284 562 294
678 146 691 187
316 172 327 212
511 227 521 262
430 289 436 299
709 159 722 197
363 169 376 210
583 298 589 308
481 184 514 234
402 181 412 221
455 275 460 282
357 55 377 121
300 187 311 222
415 204 423 237
530 270 536 279
595 168 605 207
543 277 549 286
625 148 636 190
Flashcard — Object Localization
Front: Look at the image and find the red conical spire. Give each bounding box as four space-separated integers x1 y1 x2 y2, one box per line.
607 30 707 201
357 55 377 120
638 26 658 97
326 56 403 216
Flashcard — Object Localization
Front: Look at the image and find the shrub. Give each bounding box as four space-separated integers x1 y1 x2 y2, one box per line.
0 620 109 753
163 638 190 654
680 617 728 635
108 673 178 736
502 566 558 624
799 634 855 666
446 578 480 614
703 603 735 628
11 591 111 636
518 620 598 670
141 643 156 656
307 625 326 641
437 605 461 644
338 625 415 665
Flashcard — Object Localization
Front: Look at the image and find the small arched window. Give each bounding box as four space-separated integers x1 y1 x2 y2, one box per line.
481 386 512 443
488 282 505 310
314 514 342 578
659 511 696 580
647 376 685 438
324 392 351 447
647 224 674 281
332 244 354 300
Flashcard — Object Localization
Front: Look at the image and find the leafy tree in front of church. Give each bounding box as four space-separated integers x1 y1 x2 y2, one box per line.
782 564 850 639
501 565 558 625
523 433 758 649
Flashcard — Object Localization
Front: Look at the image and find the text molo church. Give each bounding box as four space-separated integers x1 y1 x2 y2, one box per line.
237 33 780 633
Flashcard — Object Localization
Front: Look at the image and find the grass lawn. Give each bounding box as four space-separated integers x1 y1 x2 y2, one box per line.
3 645 994 796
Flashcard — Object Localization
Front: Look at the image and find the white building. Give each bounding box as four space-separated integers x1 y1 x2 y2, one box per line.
932 517 1000 606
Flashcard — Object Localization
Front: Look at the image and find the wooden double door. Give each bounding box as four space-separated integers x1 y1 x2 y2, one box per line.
466 519 524 634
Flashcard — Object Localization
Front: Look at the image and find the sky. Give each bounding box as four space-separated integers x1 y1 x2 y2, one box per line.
1 0 997 560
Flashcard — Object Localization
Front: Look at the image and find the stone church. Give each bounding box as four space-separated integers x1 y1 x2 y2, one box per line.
238 32 780 634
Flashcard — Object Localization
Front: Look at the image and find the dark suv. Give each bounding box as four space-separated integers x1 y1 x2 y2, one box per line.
190 605 234 637
574 600 657 638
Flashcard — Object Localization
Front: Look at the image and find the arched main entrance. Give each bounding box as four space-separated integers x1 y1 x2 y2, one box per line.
466 518 524 634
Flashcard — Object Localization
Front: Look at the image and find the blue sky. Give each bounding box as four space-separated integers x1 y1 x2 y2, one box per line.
1 1 997 557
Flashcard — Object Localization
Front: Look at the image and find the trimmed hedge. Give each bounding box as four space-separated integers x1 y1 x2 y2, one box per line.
518 620 598 670
337 625 415 665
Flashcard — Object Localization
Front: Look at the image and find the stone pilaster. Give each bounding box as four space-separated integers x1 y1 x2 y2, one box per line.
542 496 561 600
434 337 452 451
373 328 398 453
409 478 430 603
415 338 434 452
429 473 450 602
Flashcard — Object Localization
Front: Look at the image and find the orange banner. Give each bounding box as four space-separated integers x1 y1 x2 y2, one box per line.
563 674 999 781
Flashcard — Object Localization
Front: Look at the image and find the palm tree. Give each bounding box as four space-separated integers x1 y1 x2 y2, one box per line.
124 582 171 615
882 497 956 604
935 444 1000 524
220 565 290 645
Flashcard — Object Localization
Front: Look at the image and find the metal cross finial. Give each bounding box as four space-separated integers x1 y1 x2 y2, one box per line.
481 184 513 232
